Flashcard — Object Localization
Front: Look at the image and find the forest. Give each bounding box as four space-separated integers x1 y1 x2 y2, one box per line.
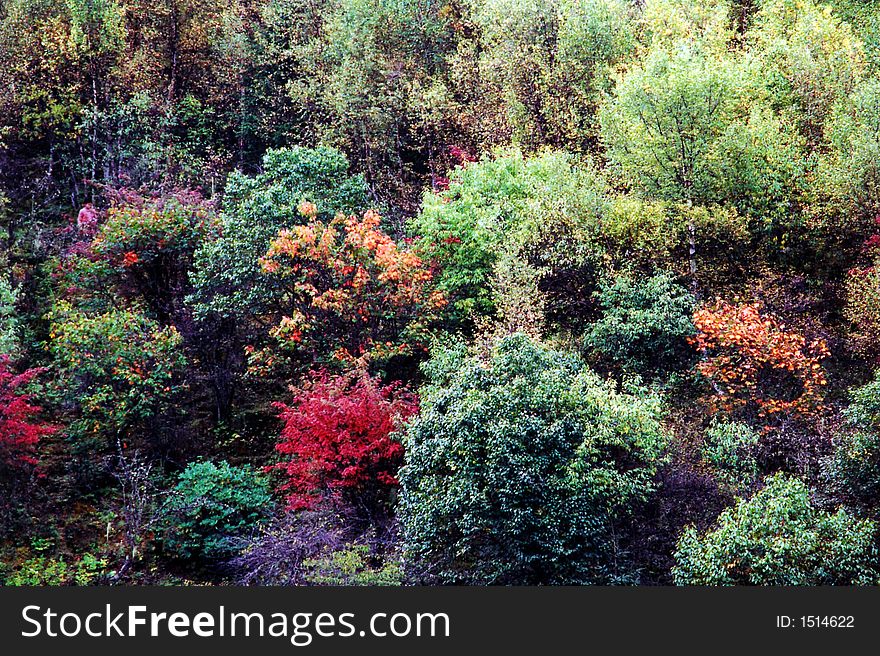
3 0 880 586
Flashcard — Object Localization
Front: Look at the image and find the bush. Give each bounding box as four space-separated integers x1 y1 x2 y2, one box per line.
0 355 53 471
162 460 275 561
691 300 829 427
90 189 216 323
271 370 418 515
189 146 368 321
584 272 696 375
408 149 604 319
826 371 880 507
257 209 447 367
672 473 879 585
48 303 187 452
231 510 345 586
399 333 668 584
0 356 54 533
0 276 19 356
701 420 760 493
4 552 108 586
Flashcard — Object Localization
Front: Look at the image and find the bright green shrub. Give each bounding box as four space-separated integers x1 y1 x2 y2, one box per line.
409 149 604 319
399 333 668 584
4 552 108 586
673 473 879 585
303 545 402 586
162 460 275 561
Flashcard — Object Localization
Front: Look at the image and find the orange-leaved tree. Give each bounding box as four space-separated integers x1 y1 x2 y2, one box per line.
690 300 829 427
257 205 446 368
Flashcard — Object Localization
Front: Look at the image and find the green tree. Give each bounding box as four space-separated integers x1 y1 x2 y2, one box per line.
162 459 274 561
318 0 460 211
584 271 696 375
599 40 803 230
750 0 866 148
409 149 604 319
208 0 330 164
399 333 668 584
189 146 368 322
816 78 880 231
673 473 879 585
701 419 760 494
474 0 634 151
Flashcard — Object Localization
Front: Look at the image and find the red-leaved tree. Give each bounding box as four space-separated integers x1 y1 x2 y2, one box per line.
0 355 54 469
271 370 418 517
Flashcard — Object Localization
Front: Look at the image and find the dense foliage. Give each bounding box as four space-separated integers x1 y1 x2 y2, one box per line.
4 0 880 586
272 370 417 515
691 300 829 427
0 356 54 470
673 474 880 585
162 460 275 561
399 334 668 584
585 272 696 376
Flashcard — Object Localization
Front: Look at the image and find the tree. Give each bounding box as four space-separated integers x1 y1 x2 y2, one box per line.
189 146 368 323
690 300 829 427
257 208 446 368
473 0 634 151
0 355 54 470
399 333 668 584
599 37 803 231
271 369 418 517
318 0 461 212
48 302 187 456
67 0 126 191
817 79 880 238
700 419 760 494
90 188 216 324
584 271 696 376
673 473 879 585
750 0 866 149
162 459 274 561
208 0 331 164
409 149 604 319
